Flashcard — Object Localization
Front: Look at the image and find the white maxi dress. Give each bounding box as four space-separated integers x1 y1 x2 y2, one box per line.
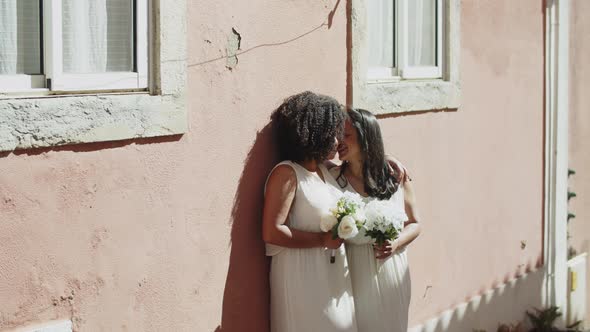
327 168 411 332
266 161 358 332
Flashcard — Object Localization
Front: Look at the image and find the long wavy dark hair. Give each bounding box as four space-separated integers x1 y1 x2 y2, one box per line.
272 91 345 162
336 108 399 200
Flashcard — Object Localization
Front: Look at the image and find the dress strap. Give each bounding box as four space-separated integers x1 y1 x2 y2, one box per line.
264 161 300 195
264 160 298 257
319 163 340 188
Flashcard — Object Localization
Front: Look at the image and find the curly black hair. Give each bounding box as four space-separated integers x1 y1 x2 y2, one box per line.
272 91 345 162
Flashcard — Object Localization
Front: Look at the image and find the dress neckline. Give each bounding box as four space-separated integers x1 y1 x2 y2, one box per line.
292 161 327 184
331 166 370 198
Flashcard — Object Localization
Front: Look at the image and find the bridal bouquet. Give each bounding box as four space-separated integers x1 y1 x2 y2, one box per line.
363 199 407 246
320 192 365 263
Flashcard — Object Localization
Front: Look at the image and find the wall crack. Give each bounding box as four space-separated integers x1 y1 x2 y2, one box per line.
226 27 242 70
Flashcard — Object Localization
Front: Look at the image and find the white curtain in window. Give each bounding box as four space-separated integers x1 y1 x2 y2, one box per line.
408 0 436 66
0 0 41 75
0 0 17 74
62 0 133 73
367 0 394 68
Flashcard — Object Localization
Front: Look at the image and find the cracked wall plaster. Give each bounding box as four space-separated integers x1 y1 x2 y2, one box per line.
226 28 242 70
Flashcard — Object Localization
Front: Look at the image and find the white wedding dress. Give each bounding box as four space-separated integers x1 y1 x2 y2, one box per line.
266 161 358 332
327 167 411 332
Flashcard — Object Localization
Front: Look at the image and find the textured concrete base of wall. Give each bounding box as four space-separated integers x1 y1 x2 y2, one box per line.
409 269 545 332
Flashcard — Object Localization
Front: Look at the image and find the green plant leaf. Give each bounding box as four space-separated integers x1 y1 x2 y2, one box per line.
568 192 577 200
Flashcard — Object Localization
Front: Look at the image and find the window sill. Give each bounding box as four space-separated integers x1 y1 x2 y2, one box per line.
0 92 187 152
355 79 461 115
0 88 51 97
367 76 402 84
0 89 149 99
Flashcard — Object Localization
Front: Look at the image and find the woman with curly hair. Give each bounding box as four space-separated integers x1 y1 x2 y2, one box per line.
262 91 358 332
327 108 421 332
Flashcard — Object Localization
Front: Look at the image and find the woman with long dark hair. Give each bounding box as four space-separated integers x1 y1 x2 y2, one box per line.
327 108 421 332
262 92 357 332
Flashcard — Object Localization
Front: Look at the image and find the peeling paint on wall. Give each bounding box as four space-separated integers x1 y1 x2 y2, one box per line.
226 28 242 70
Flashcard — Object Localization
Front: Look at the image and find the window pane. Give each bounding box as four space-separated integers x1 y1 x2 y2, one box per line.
0 0 42 75
367 0 394 69
408 0 437 66
62 0 134 73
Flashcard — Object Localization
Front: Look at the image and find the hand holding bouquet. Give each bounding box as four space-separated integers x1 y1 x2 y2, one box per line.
363 200 407 247
321 192 365 263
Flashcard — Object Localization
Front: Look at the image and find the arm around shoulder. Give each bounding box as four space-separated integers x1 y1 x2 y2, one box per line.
395 180 421 248
403 179 420 226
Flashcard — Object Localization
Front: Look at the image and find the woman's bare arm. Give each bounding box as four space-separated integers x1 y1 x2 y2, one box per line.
262 165 342 249
375 179 421 258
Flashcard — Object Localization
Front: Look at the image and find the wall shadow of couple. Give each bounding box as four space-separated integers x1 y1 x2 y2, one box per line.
215 117 280 332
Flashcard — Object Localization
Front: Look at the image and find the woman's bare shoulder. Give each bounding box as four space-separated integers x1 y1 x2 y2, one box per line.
267 162 297 187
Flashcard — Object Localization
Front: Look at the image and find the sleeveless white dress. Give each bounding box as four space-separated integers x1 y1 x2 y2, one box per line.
266 161 358 332
326 168 411 332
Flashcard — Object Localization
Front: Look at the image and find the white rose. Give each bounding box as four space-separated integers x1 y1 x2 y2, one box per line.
320 214 338 232
338 215 359 239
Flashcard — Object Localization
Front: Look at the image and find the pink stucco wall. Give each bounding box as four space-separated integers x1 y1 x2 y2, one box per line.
381 0 545 325
569 0 590 322
0 1 346 331
0 0 546 331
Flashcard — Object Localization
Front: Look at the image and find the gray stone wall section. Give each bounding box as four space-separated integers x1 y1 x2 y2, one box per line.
0 94 186 151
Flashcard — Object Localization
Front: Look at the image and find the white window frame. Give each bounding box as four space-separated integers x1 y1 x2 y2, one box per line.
0 0 188 152
0 1 45 91
0 0 148 93
398 0 443 80
368 0 443 81
352 0 460 115
43 0 148 92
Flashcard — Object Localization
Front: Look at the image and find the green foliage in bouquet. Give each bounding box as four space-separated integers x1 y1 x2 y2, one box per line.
332 197 360 219
365 225 399 246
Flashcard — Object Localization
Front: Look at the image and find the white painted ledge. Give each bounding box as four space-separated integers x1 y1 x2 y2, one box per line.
7 320 72 332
